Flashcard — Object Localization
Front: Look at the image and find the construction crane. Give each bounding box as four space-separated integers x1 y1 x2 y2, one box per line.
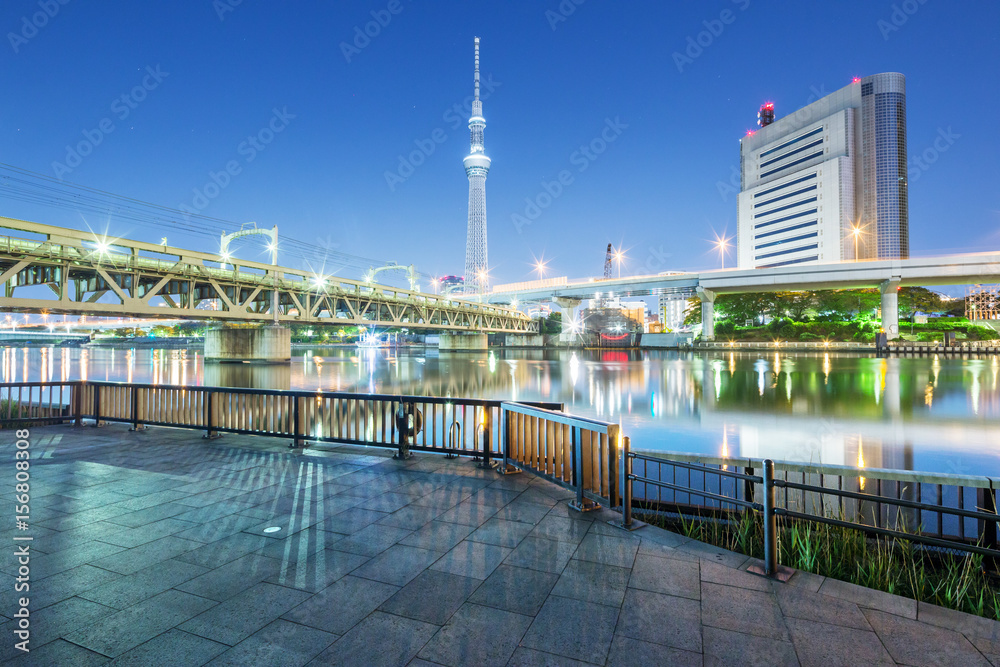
603 243 613 279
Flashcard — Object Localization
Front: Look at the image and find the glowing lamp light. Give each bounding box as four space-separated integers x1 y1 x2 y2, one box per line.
852 76 861 83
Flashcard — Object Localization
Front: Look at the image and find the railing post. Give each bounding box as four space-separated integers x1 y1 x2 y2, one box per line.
129 386 145 431
72 382 83 427
611 436 643 531
496 406 521 475
477 407 493 469
290 395 305 448
93 384 103 427
763 459 778 577
979 486 999 573
569 426 600 512
203 390 220 439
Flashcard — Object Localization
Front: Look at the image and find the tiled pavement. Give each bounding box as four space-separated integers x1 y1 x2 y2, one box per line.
2 424 999 666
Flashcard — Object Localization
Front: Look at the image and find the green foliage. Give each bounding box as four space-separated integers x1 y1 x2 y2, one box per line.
715 320 736 335
641 508 1000 621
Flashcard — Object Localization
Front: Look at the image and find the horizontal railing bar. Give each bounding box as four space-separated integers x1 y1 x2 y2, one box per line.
776 508 1000 559
632 448 996 490
630 453 763 484
775 479 999 522
630 474 761 511
500 400 614 431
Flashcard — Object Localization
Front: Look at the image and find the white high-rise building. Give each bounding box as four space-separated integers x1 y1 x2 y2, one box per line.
736 73 908 269
463 37 491 294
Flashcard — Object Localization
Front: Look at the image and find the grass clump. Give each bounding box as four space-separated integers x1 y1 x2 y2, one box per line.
640 507 1000 621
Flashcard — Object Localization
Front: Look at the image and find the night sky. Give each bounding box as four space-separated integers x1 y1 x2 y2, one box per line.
2 0 997 289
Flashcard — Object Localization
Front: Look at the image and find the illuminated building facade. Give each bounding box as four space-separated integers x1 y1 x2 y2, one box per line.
737 73 908 269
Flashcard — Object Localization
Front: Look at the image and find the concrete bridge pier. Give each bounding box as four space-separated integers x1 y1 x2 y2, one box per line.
205 325 291 363
554 297 582 343
439 332 488 352
880 279 901 340
698 287 716 341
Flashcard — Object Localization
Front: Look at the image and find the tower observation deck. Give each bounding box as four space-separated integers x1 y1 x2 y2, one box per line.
463 37 491 295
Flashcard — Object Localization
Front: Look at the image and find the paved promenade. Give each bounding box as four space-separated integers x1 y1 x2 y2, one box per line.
2 424 999 666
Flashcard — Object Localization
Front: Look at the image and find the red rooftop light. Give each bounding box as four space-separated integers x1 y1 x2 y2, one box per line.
852 77 861 83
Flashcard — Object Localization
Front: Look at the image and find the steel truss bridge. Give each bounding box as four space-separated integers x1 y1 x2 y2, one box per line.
0 217 533 333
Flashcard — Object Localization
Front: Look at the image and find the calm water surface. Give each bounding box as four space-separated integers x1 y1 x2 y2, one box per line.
4 345 999 477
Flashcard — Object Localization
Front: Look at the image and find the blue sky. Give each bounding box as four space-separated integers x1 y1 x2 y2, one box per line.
2 0 998 288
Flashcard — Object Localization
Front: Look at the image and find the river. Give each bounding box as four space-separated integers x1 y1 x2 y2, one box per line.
3 345 998 477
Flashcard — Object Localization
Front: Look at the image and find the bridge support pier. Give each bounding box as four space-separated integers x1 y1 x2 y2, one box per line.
554 297 582 343
205 325 291 363
439 332 488 352
880 279 900 341
698 287 716 341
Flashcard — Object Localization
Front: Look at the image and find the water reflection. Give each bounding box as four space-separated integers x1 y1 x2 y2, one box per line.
2 345 998 475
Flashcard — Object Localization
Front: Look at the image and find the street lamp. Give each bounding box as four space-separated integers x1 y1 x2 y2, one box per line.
613 247 625 278
851 225 863 262
713 233 732 270
534 258 548 280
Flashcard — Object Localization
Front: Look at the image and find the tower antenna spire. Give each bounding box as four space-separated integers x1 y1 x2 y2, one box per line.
474 36 480 101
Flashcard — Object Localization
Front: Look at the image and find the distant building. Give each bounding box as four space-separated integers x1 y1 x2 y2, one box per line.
737 73 908 269
659 296 687 331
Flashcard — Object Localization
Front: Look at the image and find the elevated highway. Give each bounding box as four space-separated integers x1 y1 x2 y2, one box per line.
488 253 1000 340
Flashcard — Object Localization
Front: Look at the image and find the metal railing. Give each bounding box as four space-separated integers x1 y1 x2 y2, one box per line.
620 448 1000 576
499 402 620 512
0 381 561 459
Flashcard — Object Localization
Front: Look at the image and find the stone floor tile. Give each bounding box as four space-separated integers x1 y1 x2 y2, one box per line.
207 618 337 666
550 559 631 607
493 500 552 525
467 564 558 617
330 523 413 557
617 588 702 653
468 517 536 548
80 557 208 609
785 617 893 667
96 517 197 548
503 536 577 574
627 552 700 600
408 487 470 511
175 531 271 569
180 581 312 647
106 629 229 666
419 602 532 667
818 576 917 619
0 596 113 662
177 552 284 601
701 581 789 641
379 569 482 625
436 500 500 527
431 540 511 580
89 535 202 575
23 563 122 611
2 639 109 666
506 646 596 666
863 607 990 666
305 611 438 667
527 515 592 546
282 574 399 635
172 512 262 543
366 491 421 513
701 558 772 591
917 600 1000 641
399 520 476 552
702 626 799 666
521 596 619 665
318 506 390 534
255 526 336 562
972 636 1000 667
352 544 443 587
105 501 191 528
676 539 750 568
607 634 703 667
377 503 446 531
265 548 370 593
31 539 126 580
772 580 872 631
66 588 218 658
572 532 640 569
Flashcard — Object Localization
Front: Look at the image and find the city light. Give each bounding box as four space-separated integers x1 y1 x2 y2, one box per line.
612 246 626 278
533 256 548 279
711 231 733 269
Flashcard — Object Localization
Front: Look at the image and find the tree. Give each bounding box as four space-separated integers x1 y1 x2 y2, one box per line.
772 291 814 321
716 293 771 326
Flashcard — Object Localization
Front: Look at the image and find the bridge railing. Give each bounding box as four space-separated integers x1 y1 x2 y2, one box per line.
2 381 562 458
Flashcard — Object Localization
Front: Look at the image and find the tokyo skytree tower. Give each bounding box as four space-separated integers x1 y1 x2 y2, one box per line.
463 37 491 294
